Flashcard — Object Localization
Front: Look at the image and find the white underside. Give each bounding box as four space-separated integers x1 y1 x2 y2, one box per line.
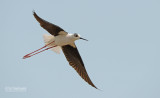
43 33 77 54
43 34 61 54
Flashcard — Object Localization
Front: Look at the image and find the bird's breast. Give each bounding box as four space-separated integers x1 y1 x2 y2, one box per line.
54 35 74 46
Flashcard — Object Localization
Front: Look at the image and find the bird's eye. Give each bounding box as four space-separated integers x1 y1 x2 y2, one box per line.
74 33 78 37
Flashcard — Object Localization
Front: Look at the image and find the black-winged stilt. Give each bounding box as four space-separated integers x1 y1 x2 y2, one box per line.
23 11 97 89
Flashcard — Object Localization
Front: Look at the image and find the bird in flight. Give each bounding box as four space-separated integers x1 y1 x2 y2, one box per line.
23 11 97 89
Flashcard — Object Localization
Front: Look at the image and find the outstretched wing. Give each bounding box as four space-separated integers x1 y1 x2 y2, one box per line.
62 44 97 89
33 11 66 36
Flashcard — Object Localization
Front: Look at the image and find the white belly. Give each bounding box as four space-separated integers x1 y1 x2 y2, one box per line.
43 34 76 53
54 35 74 46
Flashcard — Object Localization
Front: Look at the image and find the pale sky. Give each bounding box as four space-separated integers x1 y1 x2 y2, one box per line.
0 0 160 98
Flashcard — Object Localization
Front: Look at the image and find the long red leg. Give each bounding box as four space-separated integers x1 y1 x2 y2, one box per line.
23 41 55 59
23 45 57 59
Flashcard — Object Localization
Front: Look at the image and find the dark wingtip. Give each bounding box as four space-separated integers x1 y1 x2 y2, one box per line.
32 10 41 22
32 10 36 15
32 10 35 13
92 85 102 91
91 84 100 90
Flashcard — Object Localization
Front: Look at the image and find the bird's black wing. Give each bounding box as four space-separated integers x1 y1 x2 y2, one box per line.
33 11 66 36
62 44 97 89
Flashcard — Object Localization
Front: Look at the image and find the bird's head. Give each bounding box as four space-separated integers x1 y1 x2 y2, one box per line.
73 33 88 41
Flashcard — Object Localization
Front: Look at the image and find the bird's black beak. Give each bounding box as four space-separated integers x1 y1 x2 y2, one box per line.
80 37 88 41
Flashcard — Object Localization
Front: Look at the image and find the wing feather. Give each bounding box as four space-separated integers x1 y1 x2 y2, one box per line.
62 45 97 89
33 11 66 36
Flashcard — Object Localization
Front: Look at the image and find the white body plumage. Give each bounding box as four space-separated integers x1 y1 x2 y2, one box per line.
43 31 80 54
